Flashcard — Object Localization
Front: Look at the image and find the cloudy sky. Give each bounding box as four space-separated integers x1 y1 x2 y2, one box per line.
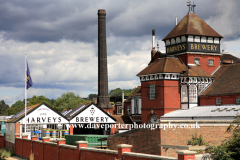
1 0 240 106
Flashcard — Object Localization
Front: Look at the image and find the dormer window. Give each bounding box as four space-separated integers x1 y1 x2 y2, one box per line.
214 38 219 44
188 36 194 42
181 36 186 42
194 58 200 65
166 40 170 46
176 37 181 43
201 37 206 43
207 37 213 43
195 36 200 42
171 38 175 45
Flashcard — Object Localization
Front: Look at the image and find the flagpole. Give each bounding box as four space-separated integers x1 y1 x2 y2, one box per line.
25 54 27 134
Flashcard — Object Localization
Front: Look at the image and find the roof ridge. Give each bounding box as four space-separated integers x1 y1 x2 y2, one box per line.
186 13 191 35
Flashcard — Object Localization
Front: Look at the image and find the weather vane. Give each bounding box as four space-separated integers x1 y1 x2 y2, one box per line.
186 0 196 13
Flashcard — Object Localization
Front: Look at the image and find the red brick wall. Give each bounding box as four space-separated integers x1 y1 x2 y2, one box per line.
5 141 14 152
22 140 32 158
108 128 161 155
0 135 5 148
178 54 221 75
44 144 58 160
80 150 118 160
32 141 43 160
59 147 78 160
15 139 22 156
160 125 230 158
141 80 181 123
15 123 20 134
199 94 240 106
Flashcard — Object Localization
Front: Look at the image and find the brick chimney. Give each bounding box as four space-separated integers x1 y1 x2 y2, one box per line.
97 9 112 109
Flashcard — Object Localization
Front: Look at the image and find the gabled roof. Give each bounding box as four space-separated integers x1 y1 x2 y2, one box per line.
6 103 40 123
124 86 141 103
221 54 240 64
6 102 69 123
162 13 223 41
182 65 213 77
67 102 116 123
137 57 187 76
200 63 240 96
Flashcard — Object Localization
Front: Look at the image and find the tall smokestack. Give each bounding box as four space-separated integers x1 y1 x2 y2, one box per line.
97 9 112 109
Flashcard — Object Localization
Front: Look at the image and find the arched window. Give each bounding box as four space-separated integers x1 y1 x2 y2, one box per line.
181 85 188 102
149 84 155 100
189 85 197 102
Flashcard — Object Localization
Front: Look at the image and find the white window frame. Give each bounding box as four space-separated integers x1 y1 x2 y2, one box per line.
134 98 139 114
189 85 197 102
208 59 214 66
194 58 200 65
117 106 122 115
181 85 188 102
216 98 221 105
149 84 156 100
198 84 205 94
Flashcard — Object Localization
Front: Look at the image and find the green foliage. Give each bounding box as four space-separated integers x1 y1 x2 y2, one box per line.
88 94 98 101
0 100 9 115
27 95 53 107
6 106 24 116
207 115 240 159
0 148 14 159
54 92 91 112
11 100 24 108
187 133 209 146
109 87 137 97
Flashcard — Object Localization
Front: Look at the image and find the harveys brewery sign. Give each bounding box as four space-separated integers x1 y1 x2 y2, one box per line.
166 42 220 54
20 104 69 124
70 104 116 124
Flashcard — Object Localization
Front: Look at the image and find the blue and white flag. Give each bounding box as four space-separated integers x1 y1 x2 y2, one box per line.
26 60 33 89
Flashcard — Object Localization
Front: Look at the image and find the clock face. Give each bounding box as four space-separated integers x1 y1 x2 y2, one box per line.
149 114 158 124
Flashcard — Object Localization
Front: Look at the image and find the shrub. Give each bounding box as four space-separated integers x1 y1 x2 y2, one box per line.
207 115 240 160
187 133 209 146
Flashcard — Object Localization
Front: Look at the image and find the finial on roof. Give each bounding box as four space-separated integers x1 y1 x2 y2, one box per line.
186 0 196 14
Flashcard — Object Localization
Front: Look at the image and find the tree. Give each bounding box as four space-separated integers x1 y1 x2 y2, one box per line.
109 87 137 97
26 95 53 107
207 115 240 159
0 100 9 115
88 94 98 101
54 92 91 112
11 100 24 108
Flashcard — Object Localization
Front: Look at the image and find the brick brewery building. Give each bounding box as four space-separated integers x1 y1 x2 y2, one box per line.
124 3 240 124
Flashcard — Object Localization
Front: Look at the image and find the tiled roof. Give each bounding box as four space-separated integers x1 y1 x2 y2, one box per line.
6 103 42 123
137 57 187 76
182 65 213 77
162 13 223 41
221 54 240 64
161 105 240 118
111 115 133 125
124 86 141 103
200 63 240 96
